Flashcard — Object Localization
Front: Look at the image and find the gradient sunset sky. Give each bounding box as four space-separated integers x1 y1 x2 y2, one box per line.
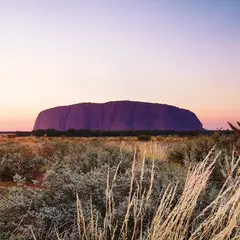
0 0 239 131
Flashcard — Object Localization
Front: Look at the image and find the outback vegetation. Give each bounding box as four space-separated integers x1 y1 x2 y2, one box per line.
15 128 233 138
0 123 239 239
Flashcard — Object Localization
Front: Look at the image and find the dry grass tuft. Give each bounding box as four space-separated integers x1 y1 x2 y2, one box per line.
75 145 240 239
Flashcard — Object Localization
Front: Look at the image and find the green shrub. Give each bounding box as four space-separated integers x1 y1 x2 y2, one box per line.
138 135 152 141
0 142 46 180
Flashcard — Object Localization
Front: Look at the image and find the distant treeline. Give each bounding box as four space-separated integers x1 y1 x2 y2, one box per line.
14 129 234 138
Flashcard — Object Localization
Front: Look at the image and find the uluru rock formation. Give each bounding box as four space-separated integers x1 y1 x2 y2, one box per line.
33 101 203 131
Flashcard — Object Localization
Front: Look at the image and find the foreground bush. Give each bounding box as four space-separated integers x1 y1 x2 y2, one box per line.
74 146 240 239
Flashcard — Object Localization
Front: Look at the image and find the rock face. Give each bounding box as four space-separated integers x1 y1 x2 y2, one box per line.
33 101 203 131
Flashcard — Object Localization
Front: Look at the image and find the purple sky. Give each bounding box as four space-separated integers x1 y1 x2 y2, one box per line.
0 0 239 130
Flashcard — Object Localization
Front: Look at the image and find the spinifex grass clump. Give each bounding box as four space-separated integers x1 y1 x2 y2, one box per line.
75 146 240 240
